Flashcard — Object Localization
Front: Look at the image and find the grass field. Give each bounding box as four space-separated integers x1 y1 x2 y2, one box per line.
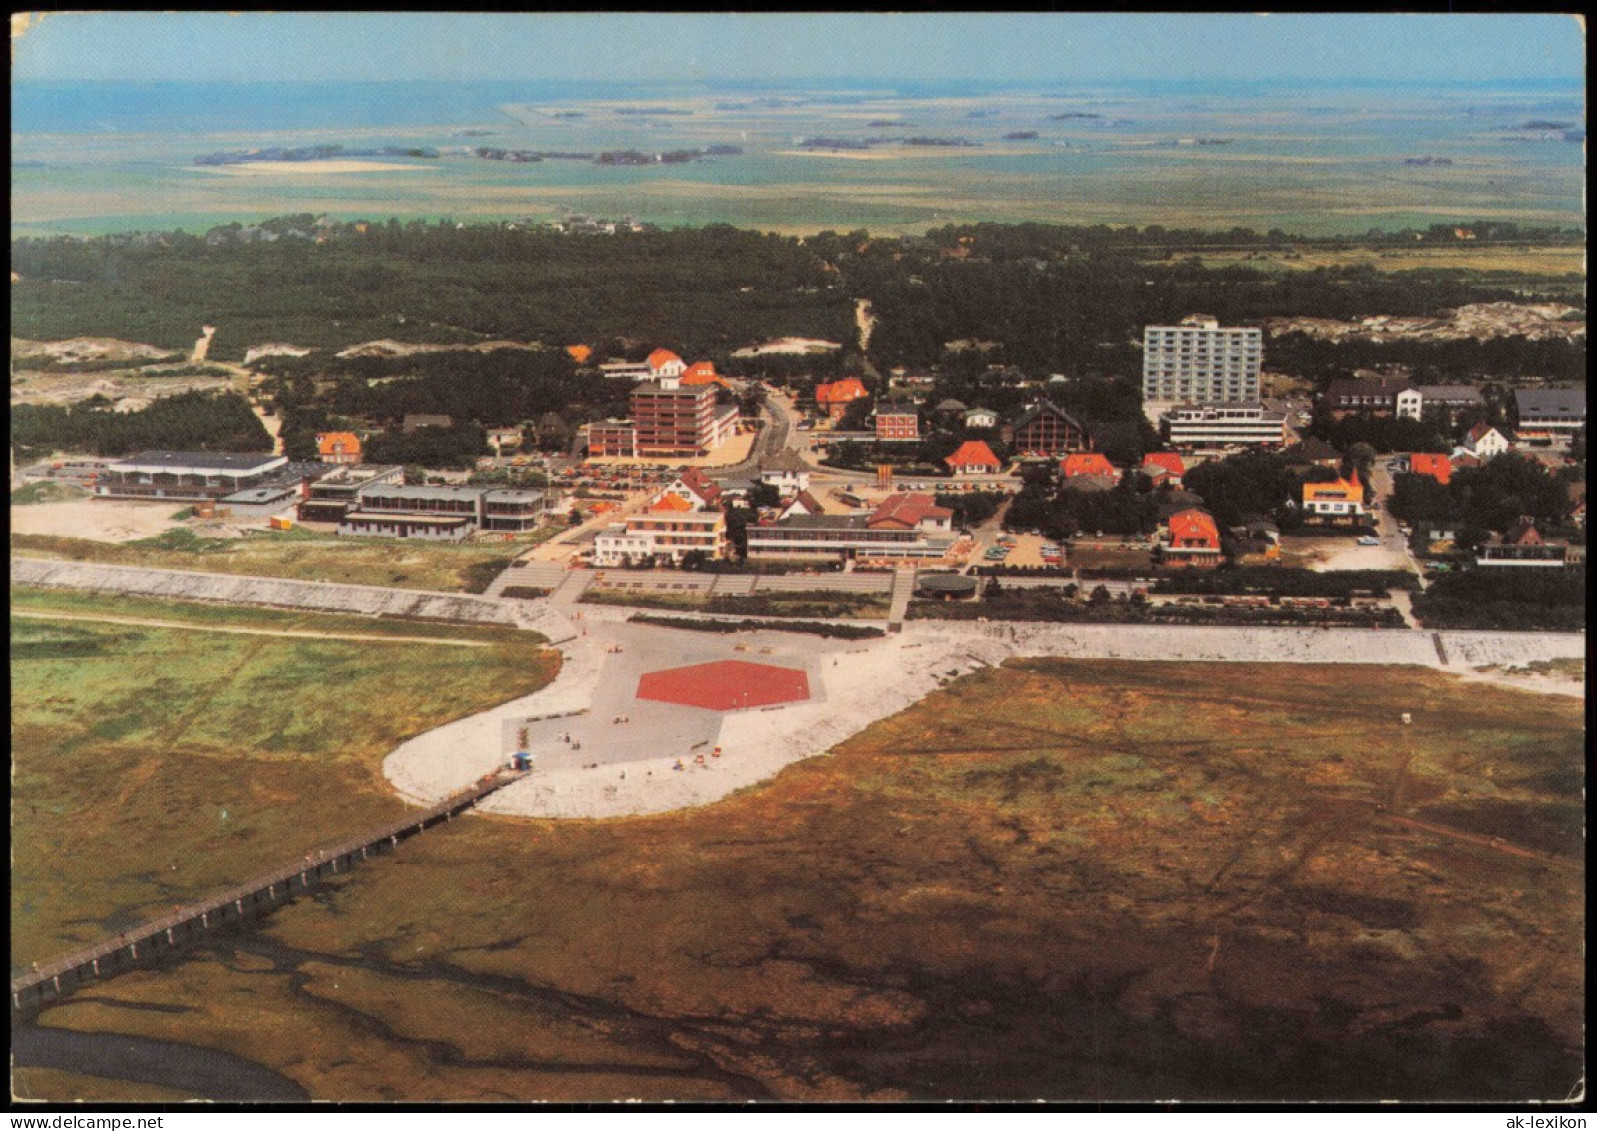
10 529 539 593
11 595 559 969
16 655 1582 1102
9 585 534 646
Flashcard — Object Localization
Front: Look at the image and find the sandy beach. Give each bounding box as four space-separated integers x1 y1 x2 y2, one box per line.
185 160 438 176
384 609 1587 822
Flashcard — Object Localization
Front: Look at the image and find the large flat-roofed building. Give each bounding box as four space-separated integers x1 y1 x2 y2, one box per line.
1162 402 1286 448
217 484 302 520
631 377 738 457
481 489 546 533
335 482 545 540
298 464 406 523
95 451 289 500
339 511 475 542
585 419 638 459
1142 316 1262 404
587 377 739 458
1513 387 1585 441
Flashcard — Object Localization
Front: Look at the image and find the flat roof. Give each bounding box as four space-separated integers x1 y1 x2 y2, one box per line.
342 511 473 526
109 451 287 474
759 515 870 531
484 489 544 503
358 484 485 502
220 485 300 504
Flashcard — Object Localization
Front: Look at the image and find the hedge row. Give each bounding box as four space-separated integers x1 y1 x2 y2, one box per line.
629 614 885 639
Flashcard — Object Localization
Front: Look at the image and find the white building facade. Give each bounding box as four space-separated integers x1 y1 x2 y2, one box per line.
1142 316 1263 404
1162 403 1286 448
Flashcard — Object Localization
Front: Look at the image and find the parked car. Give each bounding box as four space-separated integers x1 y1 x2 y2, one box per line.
1357 536 1381 546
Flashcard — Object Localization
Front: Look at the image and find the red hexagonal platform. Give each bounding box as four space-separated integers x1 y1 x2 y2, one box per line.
636 660 811 711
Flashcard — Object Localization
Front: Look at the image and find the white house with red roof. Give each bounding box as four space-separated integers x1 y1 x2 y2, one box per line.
1461 422 1511 461
647 348 687 380
945 439 1002 476
661 466 723 510
779 489 825 520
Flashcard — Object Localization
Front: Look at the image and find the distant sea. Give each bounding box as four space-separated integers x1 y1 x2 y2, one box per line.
11 78 1586 238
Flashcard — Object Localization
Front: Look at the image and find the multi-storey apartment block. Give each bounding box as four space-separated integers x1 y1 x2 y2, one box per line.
1142 315 1262 404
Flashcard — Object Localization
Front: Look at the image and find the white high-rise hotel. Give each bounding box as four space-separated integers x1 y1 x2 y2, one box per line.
1142 316 1262 403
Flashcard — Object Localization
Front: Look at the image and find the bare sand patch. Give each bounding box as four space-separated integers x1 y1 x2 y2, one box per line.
10 498 186 543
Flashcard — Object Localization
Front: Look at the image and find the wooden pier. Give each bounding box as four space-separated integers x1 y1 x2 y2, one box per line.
11 769 526 1018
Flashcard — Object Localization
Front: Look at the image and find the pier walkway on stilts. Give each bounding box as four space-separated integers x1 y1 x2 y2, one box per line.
11 768 526 1018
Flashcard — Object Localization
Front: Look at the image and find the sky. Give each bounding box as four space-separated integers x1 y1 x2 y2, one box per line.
10 12 1586 86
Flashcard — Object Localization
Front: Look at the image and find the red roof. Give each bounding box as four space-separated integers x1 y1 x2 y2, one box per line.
1302 469 1362 503
677 466 722 504
1408 452 1452 485
1061 452 1117 478
1167 508 1220 548
945 439 1001 470
649 492 695 513
868 492 952 530
682 361 723 385
316 431 361 457
647 348 683 369
1142 452 1186 478
816 377 868 405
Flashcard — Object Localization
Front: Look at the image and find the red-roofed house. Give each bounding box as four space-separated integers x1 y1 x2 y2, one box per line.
815 377 869 420
945 439 1002 477
780 489 825 519
1407 452 1452 486
1477 517 1568 567
1302 470 1365 518
1159 508 1223 568
1462 422 1510 460
1141 452 1186 487
648 491 695 514
646 348 686 379
1061 452 1119 480
662 467 722 510
868 492 953 533
316 432 362 465
681 360 727 387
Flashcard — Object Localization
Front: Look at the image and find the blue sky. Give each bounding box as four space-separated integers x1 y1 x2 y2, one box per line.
11 12 1585 86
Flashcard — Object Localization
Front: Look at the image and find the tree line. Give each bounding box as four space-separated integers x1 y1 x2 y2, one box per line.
10 391 272 459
